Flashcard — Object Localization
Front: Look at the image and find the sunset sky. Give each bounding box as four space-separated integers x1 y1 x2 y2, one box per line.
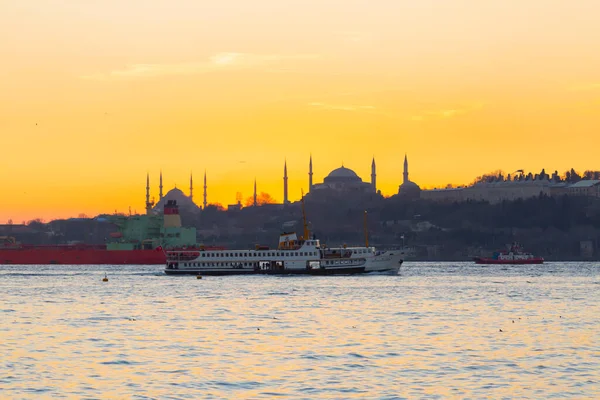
1 0 599 222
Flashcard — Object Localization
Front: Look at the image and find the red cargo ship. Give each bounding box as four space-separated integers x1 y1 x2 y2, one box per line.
0 239 166 265
0 200 221 265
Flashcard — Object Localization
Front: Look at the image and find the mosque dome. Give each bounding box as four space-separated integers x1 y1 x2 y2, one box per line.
396 154 420 199
153 187 200 213
398 180 421 198
324 166 362 183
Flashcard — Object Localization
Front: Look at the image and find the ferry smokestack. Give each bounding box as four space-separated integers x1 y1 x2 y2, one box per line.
164 200 182 228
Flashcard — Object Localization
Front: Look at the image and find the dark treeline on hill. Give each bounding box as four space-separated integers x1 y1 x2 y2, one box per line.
472 168 600 184
3 194 600 261
378 195 600 260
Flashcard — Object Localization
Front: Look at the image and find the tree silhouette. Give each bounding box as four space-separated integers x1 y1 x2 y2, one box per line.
244 192 277 207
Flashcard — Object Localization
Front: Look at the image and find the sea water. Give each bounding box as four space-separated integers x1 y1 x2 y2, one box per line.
1 262 599 399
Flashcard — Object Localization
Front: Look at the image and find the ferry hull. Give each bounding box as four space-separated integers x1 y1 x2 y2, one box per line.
364 251 404 274
0 247 165 265
164 266 369 276
473 257 544 265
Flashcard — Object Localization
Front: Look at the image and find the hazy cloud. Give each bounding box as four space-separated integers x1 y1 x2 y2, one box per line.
334 31 372 43
567 83 600 91
410 103 484 121
308 102 377 112
81 53 318 80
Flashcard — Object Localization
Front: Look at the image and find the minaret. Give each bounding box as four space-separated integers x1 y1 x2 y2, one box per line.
253 178 257 207
371 157 376 192
189 172 193 202
145 173 153 215
283 159 289 204
203 170 207 209
146 172 150 206
159 170 163 200
403 154 409 184
309 154 313 193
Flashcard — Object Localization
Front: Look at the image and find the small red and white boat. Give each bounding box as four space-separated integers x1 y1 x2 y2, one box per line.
474 242 544 265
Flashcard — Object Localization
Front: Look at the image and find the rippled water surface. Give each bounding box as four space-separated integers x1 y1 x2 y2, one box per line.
1 262 599 399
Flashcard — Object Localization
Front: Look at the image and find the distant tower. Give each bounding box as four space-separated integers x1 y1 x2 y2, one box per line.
159 170 164 200
189 172 193 202
253 179 257 206
203 170 207 209
403 154 409 184
283 159 289 204
309 154 313 193
145 173 154 215
146 172 150 207
371 157 376 192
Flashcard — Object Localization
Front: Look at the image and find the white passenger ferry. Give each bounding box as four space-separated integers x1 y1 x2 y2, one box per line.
164 197 403 276
164 232 403 275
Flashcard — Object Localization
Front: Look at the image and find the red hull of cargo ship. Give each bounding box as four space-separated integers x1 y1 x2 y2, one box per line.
473 257 544 265
0 245 166 265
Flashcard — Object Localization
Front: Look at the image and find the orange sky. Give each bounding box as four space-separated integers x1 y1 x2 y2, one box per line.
1 0 599 222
